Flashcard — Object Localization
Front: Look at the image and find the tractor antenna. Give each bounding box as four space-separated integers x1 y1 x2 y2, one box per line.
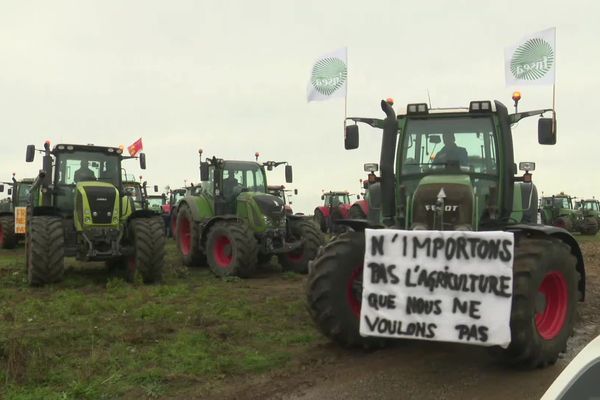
427 89 432 109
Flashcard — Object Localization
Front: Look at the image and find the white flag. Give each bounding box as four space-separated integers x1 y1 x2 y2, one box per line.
307 47 347 102
505 27 556 86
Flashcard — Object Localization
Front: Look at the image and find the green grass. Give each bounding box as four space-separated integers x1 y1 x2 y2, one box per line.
0 242 322 399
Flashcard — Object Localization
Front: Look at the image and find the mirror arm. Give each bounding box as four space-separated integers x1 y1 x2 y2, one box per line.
509 108 554 124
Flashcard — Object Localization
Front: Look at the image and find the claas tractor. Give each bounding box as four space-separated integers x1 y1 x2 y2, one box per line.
24 141 165 285
540 194 597 235
313 191 359 233
0 175 35 248
306 96 585 368
175 151 323 277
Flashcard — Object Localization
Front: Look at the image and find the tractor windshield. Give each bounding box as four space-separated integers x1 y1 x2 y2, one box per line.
222 162 267 194
54 150 121 213
147 196 164 211
326 194 350 206
583 201 598 211
124 183 143 203
17 183 32 205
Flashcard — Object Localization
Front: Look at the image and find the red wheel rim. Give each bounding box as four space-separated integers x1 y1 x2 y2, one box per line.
535 271 569 340
178 217 191 255
213 235 232 267
346 265 363 318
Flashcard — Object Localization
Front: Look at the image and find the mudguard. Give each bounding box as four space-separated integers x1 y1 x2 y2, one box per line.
315 206 330 218
352 199 369 216
506 224 586 300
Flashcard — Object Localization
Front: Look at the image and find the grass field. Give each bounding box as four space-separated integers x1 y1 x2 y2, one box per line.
0 241 323 399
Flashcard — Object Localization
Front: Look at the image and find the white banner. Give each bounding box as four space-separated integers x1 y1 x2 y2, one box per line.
306 47 347 102
505 27 556 86
359 229 514 348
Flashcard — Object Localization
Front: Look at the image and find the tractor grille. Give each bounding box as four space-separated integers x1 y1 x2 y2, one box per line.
412 183 473 230
254 194 285 219
83 186 116 224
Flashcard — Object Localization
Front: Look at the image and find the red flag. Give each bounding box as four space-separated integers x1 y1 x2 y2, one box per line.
128 138 143 157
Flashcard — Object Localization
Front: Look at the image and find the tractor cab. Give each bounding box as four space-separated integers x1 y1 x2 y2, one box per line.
322 191 351 208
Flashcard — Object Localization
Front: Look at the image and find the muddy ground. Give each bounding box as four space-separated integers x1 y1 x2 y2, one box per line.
212 240 600 400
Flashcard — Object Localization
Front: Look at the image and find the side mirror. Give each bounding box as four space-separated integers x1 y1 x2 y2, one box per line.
139 153 147 169
7 188 12 196
26 145 35 162
285 165 293 183
200 162 209 181
356 194 360 200
321 195 325 200
345 125 359 150
0 184 3 192
538 118 556 145
294 189 298 195
363 163 379 172
429 135 441 144
153 185 159 192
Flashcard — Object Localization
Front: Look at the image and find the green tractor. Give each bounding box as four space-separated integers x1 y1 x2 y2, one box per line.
24 141 165 285
578 198 600 228
540 193 597 235
175 151 323 277
307 97 585 368
0 175 35 248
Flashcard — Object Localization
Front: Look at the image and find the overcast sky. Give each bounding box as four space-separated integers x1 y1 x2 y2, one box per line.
1 0 599 213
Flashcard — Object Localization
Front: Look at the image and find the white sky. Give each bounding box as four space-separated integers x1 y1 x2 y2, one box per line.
1 0 599 213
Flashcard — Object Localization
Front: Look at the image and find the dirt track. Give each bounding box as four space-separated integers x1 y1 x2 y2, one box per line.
214 240 600 400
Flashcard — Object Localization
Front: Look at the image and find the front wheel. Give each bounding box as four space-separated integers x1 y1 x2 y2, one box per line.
278 219 324 274
490 237 578 368
348 205 366 220
306 231 385 348
128 216 165 283
27 216 65 286
176 204 205 267
206 221 257 278
0 215 17 249
313 209 327 233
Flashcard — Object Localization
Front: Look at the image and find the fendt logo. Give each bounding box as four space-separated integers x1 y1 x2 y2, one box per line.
425 205 459 212
310 57 347 95
510 37 554 81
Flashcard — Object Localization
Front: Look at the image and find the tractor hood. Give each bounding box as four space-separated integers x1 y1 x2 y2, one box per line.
411 174 474 230
236 192 286 233
74 182 120 230
251 193 286 218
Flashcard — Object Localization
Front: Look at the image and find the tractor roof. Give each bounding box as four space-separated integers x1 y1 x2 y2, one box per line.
52 143 124 156
325 191 349 195
268 185 285 190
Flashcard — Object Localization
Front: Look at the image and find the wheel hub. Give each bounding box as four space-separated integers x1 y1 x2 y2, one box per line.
535 271 568 340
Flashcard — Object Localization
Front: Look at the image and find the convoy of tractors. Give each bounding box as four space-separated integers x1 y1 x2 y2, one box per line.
0 93 591 370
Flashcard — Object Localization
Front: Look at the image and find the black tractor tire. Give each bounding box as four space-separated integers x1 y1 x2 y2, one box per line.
348 205 367 220
278 219 324 274
257 253 273 265
306 231 386 348
176 204 206 267
490 237 577 368
27 216 64 286
0 215 18 249
206 221 257 278
313 209 327 233
127 216 165 283
553 217 571 231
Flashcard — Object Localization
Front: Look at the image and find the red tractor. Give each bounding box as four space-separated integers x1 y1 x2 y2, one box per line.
348 163 380 220
313 191 360 233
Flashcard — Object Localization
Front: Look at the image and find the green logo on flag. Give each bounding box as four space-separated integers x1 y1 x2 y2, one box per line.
311 57 347 95
510 38 554 81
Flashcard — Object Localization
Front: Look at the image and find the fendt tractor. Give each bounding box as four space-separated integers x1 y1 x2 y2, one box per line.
578 198 600 228
175 151 323 277
540 194 598 235
0 175 35 248
24 141 165 285
306 95 585 368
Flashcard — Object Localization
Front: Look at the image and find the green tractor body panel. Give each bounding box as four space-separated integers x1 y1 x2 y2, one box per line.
73 181 120 231
580 199 600 224
235 191 286 234
510 183 524 223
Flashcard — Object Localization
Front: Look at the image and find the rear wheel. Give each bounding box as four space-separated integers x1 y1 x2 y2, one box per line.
27 216 64 286
278 219 323 274
128 217 165 283
206 221 257 278
491 237 577 368
306 231 385 348
580 217 598 235
0 215 17 249
176 204 205 266
553 217 570 230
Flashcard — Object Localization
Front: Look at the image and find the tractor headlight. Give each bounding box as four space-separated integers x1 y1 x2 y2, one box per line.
113 217 119 224
85 217 91 224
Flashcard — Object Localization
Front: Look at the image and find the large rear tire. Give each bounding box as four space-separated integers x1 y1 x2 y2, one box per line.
580 217 598 235
128 217 165 284
491 237 577 368
176 204 206 267
206 221 257 278
278 219 323 274
0 215 17 249
306 231 385 348
27 216 64 286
